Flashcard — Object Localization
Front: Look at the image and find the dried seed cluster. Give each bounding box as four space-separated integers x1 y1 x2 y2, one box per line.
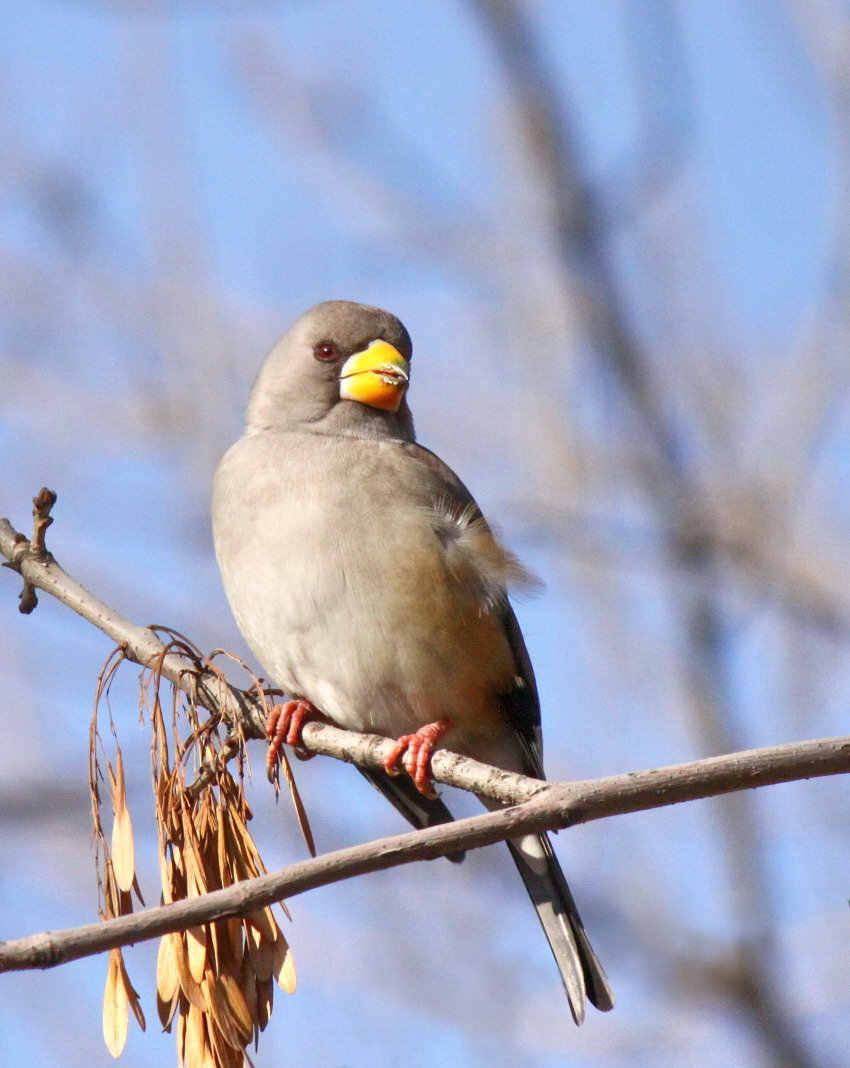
91 637 304 1066
152 758 296 1066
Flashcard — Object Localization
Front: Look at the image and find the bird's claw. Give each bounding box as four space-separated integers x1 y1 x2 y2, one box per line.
266 699 320 781
383 718 453 798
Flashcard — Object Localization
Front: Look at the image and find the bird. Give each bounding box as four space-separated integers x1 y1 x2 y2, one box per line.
212 299 614 1024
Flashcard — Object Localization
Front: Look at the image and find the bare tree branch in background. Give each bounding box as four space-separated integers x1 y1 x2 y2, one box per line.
470 3 839 1066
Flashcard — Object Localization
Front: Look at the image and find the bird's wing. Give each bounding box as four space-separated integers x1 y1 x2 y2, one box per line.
499 601 545 778
402 441 544 775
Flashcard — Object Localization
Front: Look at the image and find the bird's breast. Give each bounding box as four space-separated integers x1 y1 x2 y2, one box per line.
213 431 516 743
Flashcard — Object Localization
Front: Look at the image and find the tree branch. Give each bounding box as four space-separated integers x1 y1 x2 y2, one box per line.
5 503 849 812
0 503 546 807
1 732 849 973
0 510 267 738
4 495 850 993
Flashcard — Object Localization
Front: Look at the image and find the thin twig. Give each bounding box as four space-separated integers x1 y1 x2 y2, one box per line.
1 487 57 614
0 510 267 739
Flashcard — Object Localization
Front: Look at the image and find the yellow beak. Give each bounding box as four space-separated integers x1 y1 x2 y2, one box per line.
339 340 410 413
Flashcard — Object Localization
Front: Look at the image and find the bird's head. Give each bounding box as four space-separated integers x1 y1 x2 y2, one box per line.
247 300 414 438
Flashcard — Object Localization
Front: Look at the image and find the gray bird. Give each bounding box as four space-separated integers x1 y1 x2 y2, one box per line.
212 300 614 1024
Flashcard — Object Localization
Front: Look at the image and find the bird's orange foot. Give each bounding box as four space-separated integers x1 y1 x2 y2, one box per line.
266 699 322 780
383 718 453 799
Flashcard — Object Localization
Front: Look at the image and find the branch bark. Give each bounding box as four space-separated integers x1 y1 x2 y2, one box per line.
1 732 849 973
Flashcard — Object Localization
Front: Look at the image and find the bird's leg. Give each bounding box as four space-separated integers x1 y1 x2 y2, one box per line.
383 718 454 799
266 699 323 779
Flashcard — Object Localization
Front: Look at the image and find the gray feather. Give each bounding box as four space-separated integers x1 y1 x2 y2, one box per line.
508 835 614 1024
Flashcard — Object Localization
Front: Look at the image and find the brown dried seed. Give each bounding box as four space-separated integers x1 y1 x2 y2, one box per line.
255 975 273 1033
221 811 255 879
218 972 255 1046
205 975 245 1053
200 827 223 894
111 797 135 894
199 973 218 1018
171 841 185 878
216 806 229 884
271 935 296 994
227 917 244 959
105 757 118 803
239 954 258 1027
159 850 174 905
245 926 273 983
183 823 210 899
157 989 180 1033
131 872 146 908
102 949 128 1059
118 889 134 919
184 1003 207 1068
226 808 263 870
157 933 181 1002
210 917 241 978
173 932 207 1012
103 861 120 920
117 952 146 1033
176 1007 187 1066
114 747 127 806
246 906 276 944
186 925 208 985
205 1006 243 1065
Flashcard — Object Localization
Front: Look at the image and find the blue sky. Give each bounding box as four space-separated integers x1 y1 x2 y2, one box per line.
1 2 848 1066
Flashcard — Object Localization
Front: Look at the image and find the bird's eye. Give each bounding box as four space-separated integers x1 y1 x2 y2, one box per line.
314 341 338 362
